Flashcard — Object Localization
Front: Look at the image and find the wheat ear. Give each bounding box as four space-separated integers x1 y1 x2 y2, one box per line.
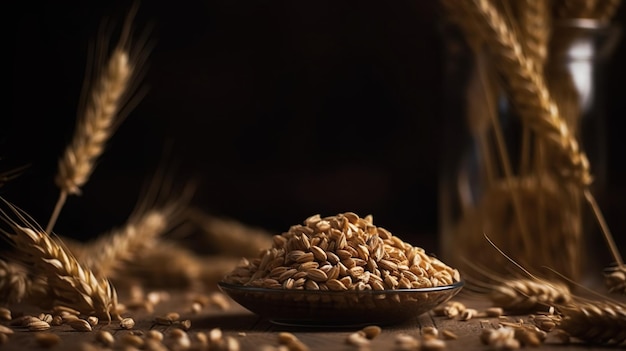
75 163 195 278
47 8 141 234
557 299 626 345
0 199 119 321
464 0 591 187
80 206 183 279
516 0 551 73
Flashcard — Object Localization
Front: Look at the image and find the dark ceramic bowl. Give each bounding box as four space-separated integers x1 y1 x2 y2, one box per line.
218 280 464 327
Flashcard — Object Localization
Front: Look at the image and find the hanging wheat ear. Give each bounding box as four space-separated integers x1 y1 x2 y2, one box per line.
0 198 120 322
47 4 150 234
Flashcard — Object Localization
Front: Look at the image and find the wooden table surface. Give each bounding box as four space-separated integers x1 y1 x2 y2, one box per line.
1 287 623 351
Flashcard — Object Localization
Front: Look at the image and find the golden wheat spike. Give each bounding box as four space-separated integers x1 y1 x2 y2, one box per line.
0 198 120 322
463 0 592 187
558 299 626 345
47 5 147 234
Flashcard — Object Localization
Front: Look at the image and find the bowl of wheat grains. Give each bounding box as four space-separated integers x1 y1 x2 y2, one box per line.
219 212 463 327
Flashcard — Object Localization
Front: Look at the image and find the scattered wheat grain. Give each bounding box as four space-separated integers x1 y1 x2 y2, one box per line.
120 317 135 329
69 319 93 332
35 332 61 348
95 330 115 347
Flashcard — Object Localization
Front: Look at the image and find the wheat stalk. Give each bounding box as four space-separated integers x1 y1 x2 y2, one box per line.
0 199 120 321
47 6 145 234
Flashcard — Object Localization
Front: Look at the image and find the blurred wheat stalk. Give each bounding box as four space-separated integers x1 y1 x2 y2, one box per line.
440 0 623 285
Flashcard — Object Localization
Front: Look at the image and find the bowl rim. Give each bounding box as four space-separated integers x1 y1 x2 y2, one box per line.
217 279 464 295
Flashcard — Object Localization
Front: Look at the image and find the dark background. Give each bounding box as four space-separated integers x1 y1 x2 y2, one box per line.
5 1 626 255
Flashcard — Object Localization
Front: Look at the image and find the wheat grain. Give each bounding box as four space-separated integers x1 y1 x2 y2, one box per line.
0 325 14 334
69 319 93 332
119 317 135 329
361 325 382 339
346 331 370 347
0 307 10 321
167 328 191 350
94 330 115 347
120 334 144 348
0 199 119 321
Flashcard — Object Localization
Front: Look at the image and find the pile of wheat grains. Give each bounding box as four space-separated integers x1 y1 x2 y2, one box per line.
223 212 460 291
